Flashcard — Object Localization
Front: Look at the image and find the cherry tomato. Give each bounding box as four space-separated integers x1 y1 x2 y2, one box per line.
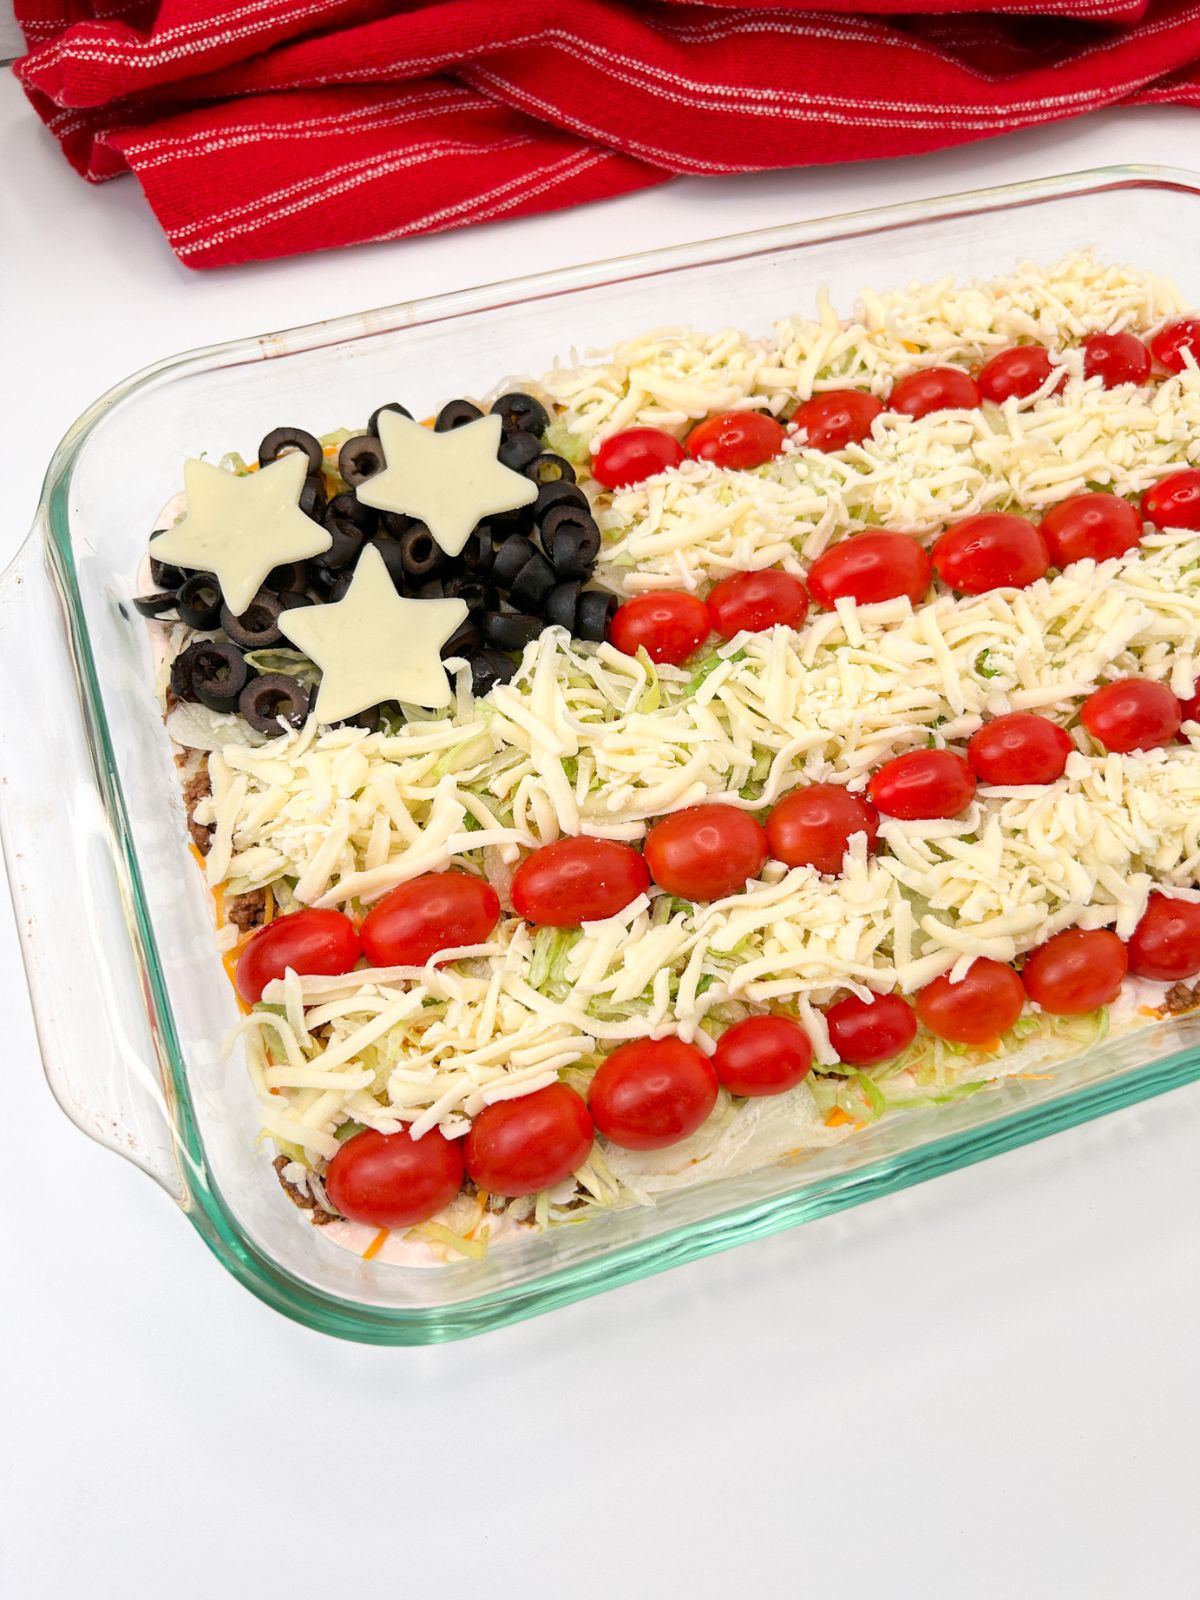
463 1083 594 1197
592 427 685 490
1082 331 1152 388
867 750 976 820
915 958 1025 1046
824 992 916 1066
1179 679 1200 726
1039 492 1143 568
932 514 1049 595
766 785 879 875
589 1037 718 1150
888 366 981 419
1080 679 1181 753
325 1125 463 1230
511 836 650 927
1149 317 1200 374
359 872 500 968
1021 928 1128 1015
1143 469 1200 532
643 803 768 901
686 411 786 470
806 532 932 609
1126 893 1200 982
235 908 360 1004
977 345 1062 403
711 1014 813 1097
792 390 883 451
610 591 710 664
967 713 1073 786
707 569 809 637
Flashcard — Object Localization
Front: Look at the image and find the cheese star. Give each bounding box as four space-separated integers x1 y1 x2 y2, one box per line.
278 543 468 720
148 454 332 616
356 410 537 558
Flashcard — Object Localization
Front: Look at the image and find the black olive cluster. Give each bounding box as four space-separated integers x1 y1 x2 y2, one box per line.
138 391 616 731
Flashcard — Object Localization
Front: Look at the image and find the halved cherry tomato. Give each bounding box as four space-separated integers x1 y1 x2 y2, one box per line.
1150 317 1200 374
1126 893 1200 982
867 749 976 820
1021 928 1128 1015
766 785 879 875
686 411 786 470
235 908 360 1003
707 569 809 637
792 390 883 451
1082 332 1152 388
643 803 768 901
915 958 1025 1046
610 591 710 664
967 713 1073 786
932 514 1049 595
1080 678 1181 753
463 1083 594 1197
511 837 649 927
806 532 933 609
711 1014 813 1097
1143 469 1200 531
888 366 981 419
359 872 500 968
977 345 1062 403
824 992 916 1065
1039 492 1143 568
589 1037 718 1150
592 427 685 490
325 1125 463 1229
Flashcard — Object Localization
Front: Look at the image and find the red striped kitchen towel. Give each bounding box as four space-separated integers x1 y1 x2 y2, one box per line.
12 0 1200 269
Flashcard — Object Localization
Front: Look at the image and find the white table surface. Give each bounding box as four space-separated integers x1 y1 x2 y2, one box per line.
3 72 1199 1598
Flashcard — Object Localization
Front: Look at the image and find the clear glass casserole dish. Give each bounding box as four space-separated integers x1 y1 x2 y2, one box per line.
5 163 1200 1345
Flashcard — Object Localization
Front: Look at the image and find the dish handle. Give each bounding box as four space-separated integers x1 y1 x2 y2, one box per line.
0 528 189 1206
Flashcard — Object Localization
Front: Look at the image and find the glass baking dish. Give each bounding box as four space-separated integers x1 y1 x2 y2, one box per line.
5 163 1200 1345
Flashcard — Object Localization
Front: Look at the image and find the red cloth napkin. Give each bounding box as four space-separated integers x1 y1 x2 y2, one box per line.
13 0 1200 269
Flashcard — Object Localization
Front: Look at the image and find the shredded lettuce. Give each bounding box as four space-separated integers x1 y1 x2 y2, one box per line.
243 647 322 686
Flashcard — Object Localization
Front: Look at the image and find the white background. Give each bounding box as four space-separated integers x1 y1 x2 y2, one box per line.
3 65 1200 1597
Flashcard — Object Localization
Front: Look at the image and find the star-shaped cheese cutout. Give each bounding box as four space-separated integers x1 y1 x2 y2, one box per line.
356 410 537 558
148 454 332 616
278 543 468 720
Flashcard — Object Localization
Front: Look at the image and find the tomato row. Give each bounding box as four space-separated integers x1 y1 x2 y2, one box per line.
608 473 1200 667
589 319 1200 490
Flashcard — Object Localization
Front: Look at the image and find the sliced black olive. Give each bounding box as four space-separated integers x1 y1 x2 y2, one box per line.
533 480 589 522
548 521 602 581
299 475 327 522
239 674 310 733
265 560 311 594
189 642 251 715
309 562 343 599
279 591 315 611
220 591 285 650
483 610 543 651
132 591 179 618
341 704 382 732
324 573 354 603
489 503 536 539
575 589 617 643
170 641 208 702
379 510 415 538
470 649 519 696
444 574 495 612
150 550 186 589
368 402 412 437
525 453 575 488
509 549 557 611
326 491 376 533
491 534 536 590
540 502 597 545
177 573 223 630
412 578 445 601
370 536 407 589
498 430 543 472
398 524 445 580
441 617 483 660
258 427 323 474
544 580 580 632
320 516 365 572
339 434 385 487
435 399 483 432
462 526 496 575
492 392 549 438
